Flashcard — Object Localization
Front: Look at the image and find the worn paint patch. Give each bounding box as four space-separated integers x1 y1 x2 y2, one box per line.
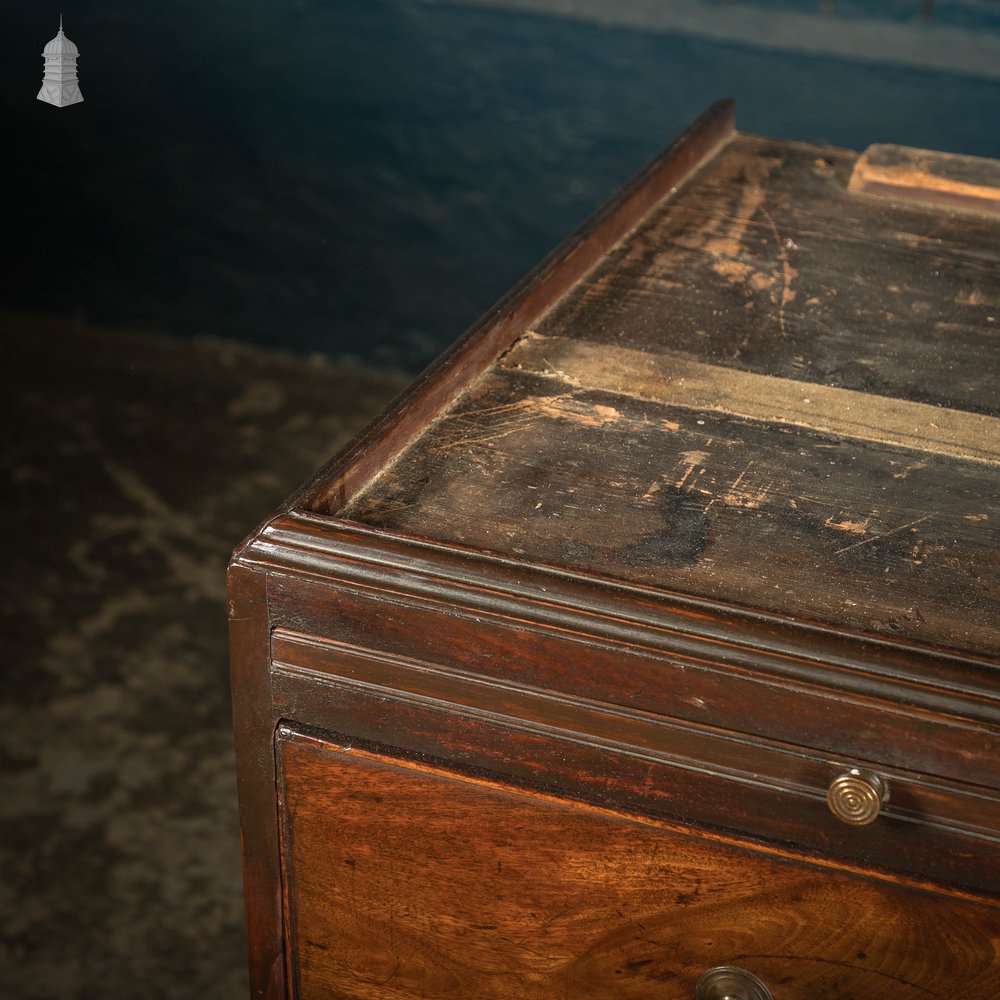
716 462 771 510
504 333 1000 466
535 396 623 428
675 450 711 490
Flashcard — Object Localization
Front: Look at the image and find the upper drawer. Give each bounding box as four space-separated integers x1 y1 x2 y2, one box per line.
265 566 1000 897
277 724 1000 1000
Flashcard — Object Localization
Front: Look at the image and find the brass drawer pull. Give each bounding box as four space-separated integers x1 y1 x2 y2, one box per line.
827 768 889 826
695 965 773 1000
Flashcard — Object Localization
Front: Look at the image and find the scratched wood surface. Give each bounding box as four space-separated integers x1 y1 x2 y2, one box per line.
278 730 1000 1000
337 132 1000 658
535 134 1000 413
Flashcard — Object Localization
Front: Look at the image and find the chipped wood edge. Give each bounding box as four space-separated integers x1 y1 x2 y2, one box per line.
849 143 1000 219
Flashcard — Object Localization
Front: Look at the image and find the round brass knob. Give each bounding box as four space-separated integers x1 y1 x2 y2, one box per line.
694 966 773 1000
827 768 889 826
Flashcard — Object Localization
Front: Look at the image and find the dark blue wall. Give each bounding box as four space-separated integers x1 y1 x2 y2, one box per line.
3 1 999 370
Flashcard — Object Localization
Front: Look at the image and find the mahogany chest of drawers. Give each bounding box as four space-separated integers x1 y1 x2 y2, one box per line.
229 101 1000 999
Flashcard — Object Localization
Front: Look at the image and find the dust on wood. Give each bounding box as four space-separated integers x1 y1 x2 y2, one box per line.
502 332 1000 466
339 131 1000 658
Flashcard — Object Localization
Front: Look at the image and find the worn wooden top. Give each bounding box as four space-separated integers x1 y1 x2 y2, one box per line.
332 132 1000 659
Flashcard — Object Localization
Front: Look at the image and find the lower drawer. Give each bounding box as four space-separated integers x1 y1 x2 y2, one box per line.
276 725 1000 999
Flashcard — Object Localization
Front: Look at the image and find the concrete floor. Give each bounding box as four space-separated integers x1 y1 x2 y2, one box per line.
0 311 407 998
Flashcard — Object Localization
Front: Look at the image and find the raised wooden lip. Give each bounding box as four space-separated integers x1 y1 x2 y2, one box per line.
269 98 737 523
849 142 1000 219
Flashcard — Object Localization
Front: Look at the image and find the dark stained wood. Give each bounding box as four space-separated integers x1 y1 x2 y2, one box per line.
228 561 286 999
254 513 998 715
268 652 1000 896
850 143 1000 218
339 365 1000 658
264 573 1000 789
277 727 1000 1000
533 134 1000 416
326 130 1000 658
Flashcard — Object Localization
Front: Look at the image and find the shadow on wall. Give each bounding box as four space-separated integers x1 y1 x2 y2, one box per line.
2 0 999 369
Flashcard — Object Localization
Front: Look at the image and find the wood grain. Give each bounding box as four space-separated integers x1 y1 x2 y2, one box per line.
228 561 286 1000
268 646 1000 896
278 728 1000 1000
340 365 1000 658
535 134 1000 416
504 331 1000 465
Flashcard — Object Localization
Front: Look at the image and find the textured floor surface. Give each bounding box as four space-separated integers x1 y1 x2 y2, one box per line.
0 312 407 999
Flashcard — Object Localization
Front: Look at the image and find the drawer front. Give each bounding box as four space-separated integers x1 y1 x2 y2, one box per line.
276 726 1000 1000
267 571 999 791
269 625 1000 895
